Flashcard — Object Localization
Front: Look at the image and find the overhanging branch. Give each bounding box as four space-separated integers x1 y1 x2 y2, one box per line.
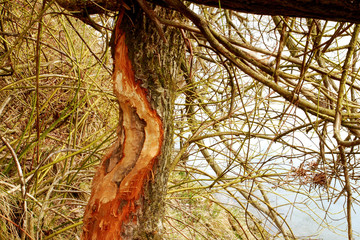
56 0 360 24
186 0 360 24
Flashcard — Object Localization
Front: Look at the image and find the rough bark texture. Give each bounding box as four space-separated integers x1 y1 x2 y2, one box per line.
56 0 360 24
81 5 183 240
55 0 123 14
187 0 360 23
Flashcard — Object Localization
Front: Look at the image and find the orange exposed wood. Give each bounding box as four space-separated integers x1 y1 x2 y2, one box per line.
82 10 163 240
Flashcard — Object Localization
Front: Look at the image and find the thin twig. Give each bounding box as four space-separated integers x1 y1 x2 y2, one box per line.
0 134 28 239
0 213 34 240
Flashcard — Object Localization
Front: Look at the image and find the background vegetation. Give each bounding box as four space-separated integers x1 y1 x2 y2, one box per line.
0 1 117 239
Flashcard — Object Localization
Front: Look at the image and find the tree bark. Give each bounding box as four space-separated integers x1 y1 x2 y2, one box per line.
186 0 360 23
81 5 183 240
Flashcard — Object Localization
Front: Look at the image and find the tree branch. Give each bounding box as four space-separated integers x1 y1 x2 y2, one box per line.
56 0 360 24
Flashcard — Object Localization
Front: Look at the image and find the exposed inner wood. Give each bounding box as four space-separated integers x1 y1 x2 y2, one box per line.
81 10 163 240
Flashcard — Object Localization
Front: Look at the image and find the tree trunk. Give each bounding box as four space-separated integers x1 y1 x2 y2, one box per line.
81 6 183 240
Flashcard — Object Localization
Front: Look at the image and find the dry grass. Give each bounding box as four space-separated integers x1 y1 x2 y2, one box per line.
0 1 117 239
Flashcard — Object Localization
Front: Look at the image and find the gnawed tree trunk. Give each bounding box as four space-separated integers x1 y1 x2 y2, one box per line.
81 6 183 240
